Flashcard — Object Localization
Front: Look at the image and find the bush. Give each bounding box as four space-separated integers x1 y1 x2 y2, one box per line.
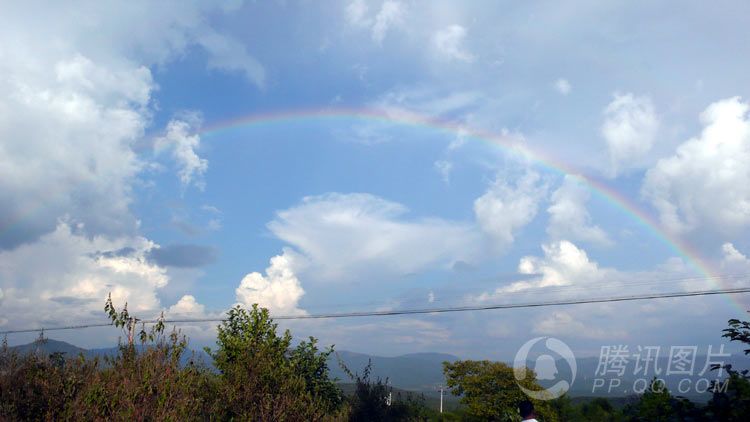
0 300 347 421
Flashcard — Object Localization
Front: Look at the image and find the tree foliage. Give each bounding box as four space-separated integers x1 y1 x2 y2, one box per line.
341 359 431 421
1 299 347 421
8 302 750 420
443 359 558 421
205 304 345 420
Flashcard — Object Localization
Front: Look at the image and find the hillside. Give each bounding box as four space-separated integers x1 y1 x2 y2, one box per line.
11 339 747 403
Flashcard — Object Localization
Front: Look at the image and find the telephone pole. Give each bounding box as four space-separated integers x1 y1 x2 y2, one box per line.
439 385 444 413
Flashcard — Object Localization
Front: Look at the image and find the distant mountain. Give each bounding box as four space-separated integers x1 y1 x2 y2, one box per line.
10 339 212 367
9 339 456 391
328 350 459 391
13 339 747 403
10 338 86 357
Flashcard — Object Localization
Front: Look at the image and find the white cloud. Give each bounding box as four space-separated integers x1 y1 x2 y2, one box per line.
643 97 750 234
0 2 258 250
547 175 610 245
268 193 480 281
371 87 482 120
466 240 716 341
720 243 750 276
722 242 748 264
0 50 148 249
345 0 405 44
432 25 474 62
0 222 168 328
554 78 571 95
470 240 611 302
474 172 547 250
236 249 306 315
372 1 406 44
434 159 453 183
0 2 257 332
198 31 265 87
534 311 627 340
517 240 605 287
467 239 730 315
341 88 485 146
601 93 659 177
155 116 208 189
346 0 369 27
328 318 450 347
167 295 206 316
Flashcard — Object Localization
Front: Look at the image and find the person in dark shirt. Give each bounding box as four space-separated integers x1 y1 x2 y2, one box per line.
519 400 538 421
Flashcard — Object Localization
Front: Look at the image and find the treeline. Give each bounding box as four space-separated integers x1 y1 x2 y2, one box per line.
0 300 439 421
2 298 750 420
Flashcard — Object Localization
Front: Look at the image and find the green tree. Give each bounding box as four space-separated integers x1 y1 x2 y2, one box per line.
206 304 345 420
623 378 704 421
580 397 624 421
623 378 673 421
290 336 345 413
342 360 430 421
704 315 750 420
443 360 558 421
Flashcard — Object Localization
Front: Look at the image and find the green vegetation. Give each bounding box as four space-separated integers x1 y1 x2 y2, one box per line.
443 360 558 421
3 299 750 420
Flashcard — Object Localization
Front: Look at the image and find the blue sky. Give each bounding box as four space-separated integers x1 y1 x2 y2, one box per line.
2 1 750 360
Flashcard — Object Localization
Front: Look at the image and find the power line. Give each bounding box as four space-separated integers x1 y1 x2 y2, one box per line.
2 286 749 336
301 272 750 313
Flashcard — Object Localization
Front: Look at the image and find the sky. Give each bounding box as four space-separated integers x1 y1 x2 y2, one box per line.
2 0 750 361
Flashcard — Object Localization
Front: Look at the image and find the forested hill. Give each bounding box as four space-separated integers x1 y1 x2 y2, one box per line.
9 339 458 391
12 339 747 402
328 350 459 390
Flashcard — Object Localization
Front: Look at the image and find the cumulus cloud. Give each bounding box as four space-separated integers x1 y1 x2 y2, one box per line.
432 25 474 62
468 238 728 310
0 2 258 250
155 117 208 189
722 242 748 264
0 222 168 328
514 240 607 292
601 93 659 176
474 172 547 251
720 243 750 276
547 175 610 245
236 250 306 315
167 295 206 317
0 2 258 331
643 97 750 234
268 193 480 281
465 240 715 340
468 240 617 305
0 50 147 249
554 78 572 95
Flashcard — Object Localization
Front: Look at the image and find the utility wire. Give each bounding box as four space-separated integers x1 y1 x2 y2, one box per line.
302 272 750 312
2 286 750 336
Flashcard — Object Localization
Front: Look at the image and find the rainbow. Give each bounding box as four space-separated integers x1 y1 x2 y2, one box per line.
0 106 745 313
200 106 747 313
